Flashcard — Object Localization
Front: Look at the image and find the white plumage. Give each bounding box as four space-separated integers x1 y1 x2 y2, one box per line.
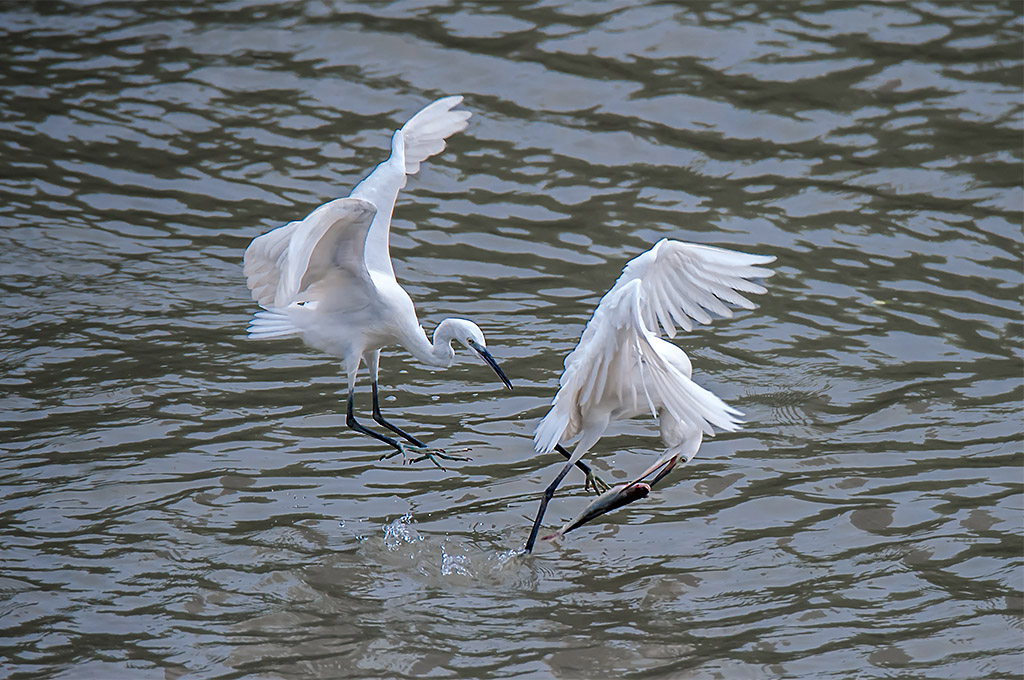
244 96 471 306
242 96 511 466
525 239 775 551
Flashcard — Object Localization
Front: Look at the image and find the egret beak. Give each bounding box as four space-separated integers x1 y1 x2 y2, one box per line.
472 345 513 390
646 453 679 488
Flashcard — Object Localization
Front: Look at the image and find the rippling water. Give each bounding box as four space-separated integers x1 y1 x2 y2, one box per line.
1 2 1021 678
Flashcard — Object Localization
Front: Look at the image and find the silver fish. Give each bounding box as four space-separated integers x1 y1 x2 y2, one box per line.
542 481 651 541
541 453 680 542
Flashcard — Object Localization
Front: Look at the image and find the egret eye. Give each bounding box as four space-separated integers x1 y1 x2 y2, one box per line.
466 338 476 346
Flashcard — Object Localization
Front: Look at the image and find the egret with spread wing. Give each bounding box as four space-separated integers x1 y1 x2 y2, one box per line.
525 239 775 551
242 96 512 468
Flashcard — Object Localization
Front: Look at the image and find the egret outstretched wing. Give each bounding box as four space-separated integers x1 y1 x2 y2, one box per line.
533 280 742 457
243 96 469 308
611 239 775 337
399 95 473 175
243 197 377 309
351 96 471 277
243 217 302 308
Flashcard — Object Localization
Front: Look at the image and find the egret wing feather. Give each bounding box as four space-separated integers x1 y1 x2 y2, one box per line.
534 290 622 453
624 284 742 436
243 197 378 309
350 131 405 278
612 239 775 339
400 95 471 174
247 307 302 340
285 197 378 304
243 219 302 309
638 335 742 436
352 96 470 277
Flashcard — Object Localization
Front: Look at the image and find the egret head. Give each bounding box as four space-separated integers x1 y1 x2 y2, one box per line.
437 318 513 390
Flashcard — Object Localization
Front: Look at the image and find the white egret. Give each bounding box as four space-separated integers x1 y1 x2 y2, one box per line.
525 239 775 551
242 96 513 468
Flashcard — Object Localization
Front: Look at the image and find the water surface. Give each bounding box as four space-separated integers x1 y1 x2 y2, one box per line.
1 2 1021 679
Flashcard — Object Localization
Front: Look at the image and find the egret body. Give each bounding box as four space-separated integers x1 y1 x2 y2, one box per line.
526 239 775 550
242 96 512 467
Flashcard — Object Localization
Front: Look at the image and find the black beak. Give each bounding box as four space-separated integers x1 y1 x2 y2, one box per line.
646 454 679 488
473 345 513 390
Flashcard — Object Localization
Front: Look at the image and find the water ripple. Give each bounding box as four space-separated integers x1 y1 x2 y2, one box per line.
0 1 1021 679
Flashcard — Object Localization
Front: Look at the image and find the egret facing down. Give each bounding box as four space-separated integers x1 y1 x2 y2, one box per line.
526 239 775 551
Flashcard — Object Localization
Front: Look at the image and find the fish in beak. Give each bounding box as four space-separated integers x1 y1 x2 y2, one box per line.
542 481 652 542
542 453 680 542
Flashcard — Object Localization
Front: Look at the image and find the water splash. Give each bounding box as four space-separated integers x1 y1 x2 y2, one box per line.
383 513 422 551
364 515 537 587
439 545 472 577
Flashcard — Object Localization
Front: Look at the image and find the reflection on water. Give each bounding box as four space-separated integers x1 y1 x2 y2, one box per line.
1 1 1021 678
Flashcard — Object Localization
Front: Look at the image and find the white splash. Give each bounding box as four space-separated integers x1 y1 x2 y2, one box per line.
383 513 421 551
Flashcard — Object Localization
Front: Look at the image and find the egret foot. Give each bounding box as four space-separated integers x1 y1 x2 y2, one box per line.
584 469 611 495
379 442 432 465
553 443 610 496
411 448 472 471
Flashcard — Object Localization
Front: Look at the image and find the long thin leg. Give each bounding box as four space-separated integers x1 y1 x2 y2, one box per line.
346 386 409 457
555 443 610 494
361 350 420 460
525 458 576 553
371 380 427 447
362 350 469 469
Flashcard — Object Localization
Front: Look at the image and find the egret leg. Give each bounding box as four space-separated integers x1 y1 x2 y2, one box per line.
370 381 427 447
369 382 470 469
360 352 467 469
345 387 410 459
367 385 470 470
524 458 576 553
555 443 610 495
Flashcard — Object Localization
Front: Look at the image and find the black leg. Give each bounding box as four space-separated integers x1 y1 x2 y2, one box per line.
368 383 469 469
371 381 427 447
555 443 610 494
346 388 408 457
348 384 469 470
525 458 576 553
